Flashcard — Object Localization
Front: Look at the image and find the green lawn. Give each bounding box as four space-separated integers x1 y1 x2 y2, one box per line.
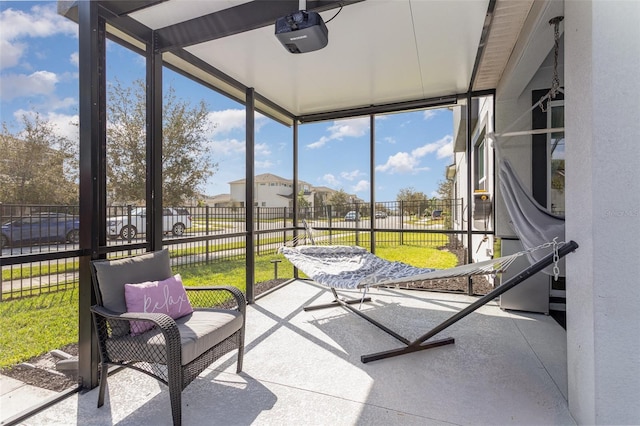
0 245 454 368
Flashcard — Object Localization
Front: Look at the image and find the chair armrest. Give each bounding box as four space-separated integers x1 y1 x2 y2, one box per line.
90 305 182 365
184 286 246 316
91 305 177 328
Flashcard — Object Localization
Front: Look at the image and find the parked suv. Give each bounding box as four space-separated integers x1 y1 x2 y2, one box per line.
107 207 192 240
1 213 80 248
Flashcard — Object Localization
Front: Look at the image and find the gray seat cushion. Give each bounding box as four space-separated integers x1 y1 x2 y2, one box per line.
105 308 243 366
93 249 173 313
176 309 244 365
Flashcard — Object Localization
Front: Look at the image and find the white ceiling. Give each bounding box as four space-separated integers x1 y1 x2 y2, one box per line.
104 0 537 123
184 1 487 116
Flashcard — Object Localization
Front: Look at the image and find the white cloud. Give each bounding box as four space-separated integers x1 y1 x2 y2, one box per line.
340 169 363 181
70 52 79 67
255 142 271 156
0 4 77 70
423 110 438 120
49 96 76 110
45 111 79 143
383 136 396 144
307 135 330 149
375 152 423 174
375 135 453 174
0 70 59 100
0 39 25 69
206 109 245 134
256 160 275 169
352 180 370 193
320 174 340 187
412 135 453 159
207 138 245 156
206 109 266 136
327 117 369 138
0 5 77 39
435 138 453 159
307 117 369 149
12 109 79 144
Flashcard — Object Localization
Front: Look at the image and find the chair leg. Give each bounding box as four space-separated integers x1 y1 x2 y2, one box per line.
167 364 183 426
168 380 182 426
236 332 244 373
97 363 108 408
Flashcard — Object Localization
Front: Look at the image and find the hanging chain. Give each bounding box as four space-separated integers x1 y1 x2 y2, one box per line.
541 16 564 112
552 239 560 280
513 237 564 280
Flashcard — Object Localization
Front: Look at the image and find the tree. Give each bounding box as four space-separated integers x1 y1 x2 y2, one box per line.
396 187 428 216
327 188 352 216
436 177 454 200
106 79 217 206
0 113 77 206
297 190 311 208
296 189 311 218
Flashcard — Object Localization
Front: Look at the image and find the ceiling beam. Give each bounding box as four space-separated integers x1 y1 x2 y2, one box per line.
297 95 458 124
57 1 166 22
99 1 168 17
468 0 497 92
155 0 364 52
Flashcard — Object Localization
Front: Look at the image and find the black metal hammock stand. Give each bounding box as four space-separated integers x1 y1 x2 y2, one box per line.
281 236 578 363
359 240 577 363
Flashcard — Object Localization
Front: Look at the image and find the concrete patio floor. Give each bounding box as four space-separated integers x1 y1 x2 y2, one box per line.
6 280 575 425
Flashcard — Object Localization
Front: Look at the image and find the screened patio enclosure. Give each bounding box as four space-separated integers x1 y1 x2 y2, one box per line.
62 0 516 390
56 2 640 424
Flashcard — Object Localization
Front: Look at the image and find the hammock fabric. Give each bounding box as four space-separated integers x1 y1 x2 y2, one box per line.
499 159 565 265
280 244 520 290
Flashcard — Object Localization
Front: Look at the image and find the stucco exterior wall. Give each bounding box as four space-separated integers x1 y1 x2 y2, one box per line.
565 1 640 423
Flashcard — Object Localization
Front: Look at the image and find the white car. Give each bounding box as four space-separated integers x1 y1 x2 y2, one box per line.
344 211 360 221
107 207 192 240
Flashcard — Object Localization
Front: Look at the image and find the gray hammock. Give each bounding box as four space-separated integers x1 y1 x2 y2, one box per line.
499 159 565 265
279 241 553 290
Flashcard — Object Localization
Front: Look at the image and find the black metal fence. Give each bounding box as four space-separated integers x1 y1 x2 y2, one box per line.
1 199 466 301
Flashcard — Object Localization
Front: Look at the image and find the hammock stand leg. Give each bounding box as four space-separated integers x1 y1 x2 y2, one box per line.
304 287 373 311
361 240 579 364
304 287 413 345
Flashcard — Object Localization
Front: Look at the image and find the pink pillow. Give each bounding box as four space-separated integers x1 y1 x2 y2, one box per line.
124 274 194 336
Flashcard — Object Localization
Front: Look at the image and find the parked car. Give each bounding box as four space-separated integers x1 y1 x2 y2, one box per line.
107 207 192 240
344 211 360 221
375 211 387 218
1 213 80 248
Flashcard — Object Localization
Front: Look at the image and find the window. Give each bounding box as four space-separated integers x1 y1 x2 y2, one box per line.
532 89 565 214
548 101 565 215
474 130 487 191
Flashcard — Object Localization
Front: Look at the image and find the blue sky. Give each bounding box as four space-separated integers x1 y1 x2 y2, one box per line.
0 1 455 203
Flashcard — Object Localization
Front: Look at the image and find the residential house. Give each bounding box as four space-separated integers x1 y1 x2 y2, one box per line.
229 173 313 209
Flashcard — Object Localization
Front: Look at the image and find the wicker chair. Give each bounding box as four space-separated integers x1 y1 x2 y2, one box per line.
90 249 245 426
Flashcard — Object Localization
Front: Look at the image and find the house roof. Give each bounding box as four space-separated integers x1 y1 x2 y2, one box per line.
205 193 232 202
229 173 291 185
313 186 337 193
60 0 537 125
229 173 312 187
